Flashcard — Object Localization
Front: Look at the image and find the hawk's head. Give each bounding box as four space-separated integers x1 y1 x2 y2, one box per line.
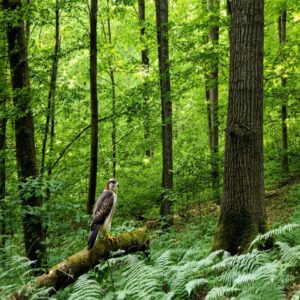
107 178 119 193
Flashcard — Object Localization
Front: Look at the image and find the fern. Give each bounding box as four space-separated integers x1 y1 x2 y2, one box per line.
212 250 266 273
276 241 300 267
119 254 166 299
205 286 240 300
67 274 104 300
64 224 300 300
185 278 208 296
219 269 240 286
249 223 300 249
0 252 53 300
291 289 300 300
155 250 174 270
236 282 285 300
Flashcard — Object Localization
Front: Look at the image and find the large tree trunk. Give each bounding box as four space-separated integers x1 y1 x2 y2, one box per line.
206 0 220 204
212 0 268 254
0 10 8 247
3 0 46 267
138 0 152 157
8 227 150 300
87 0 99 214
278 5 288 174
155 0 173 227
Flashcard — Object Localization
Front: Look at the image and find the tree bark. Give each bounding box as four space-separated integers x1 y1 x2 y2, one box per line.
138 0 152 157
212 0 269 254
155 0 173 227
107 0 117 178
25 0 30 45
0 8 8 247
3 0 46 267
87 0 99 214
41 0 60 176
8 227 150 300
207 0 220 204
278 5 288 174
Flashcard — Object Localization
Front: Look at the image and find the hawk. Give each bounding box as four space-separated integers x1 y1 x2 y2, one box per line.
87 178 118 250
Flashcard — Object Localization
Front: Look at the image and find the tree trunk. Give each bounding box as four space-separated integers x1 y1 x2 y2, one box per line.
278 5 288 174
207 0 220 204
3 0 46 267
87 0 99 214
138 0 152 157
212 0 269 254
0 11 8 247
155 0 173 227
25 0 30 45
107 0 117 178
41 0 60 176
8 227 150 300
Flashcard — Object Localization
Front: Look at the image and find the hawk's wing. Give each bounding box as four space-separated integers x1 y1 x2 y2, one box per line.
88 191 114 250
91 190 114 229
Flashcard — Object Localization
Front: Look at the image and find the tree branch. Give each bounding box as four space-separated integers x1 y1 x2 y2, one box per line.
50 114 113 171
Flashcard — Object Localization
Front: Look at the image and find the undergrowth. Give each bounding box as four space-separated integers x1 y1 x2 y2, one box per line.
1 182 300 300
59 223 300 300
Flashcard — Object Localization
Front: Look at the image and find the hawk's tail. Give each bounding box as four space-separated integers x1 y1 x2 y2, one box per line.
87 224 100 250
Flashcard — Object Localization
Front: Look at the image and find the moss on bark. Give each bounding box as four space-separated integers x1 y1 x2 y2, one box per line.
212 210 270 254
8 227 150 300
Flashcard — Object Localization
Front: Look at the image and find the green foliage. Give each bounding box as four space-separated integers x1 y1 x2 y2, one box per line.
1 0 300 298
63 223 300 300
250 223 300 249
0 248 51 299
67 274 104 300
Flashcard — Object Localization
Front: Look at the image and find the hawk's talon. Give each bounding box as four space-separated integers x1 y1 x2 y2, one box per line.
104 235 117 243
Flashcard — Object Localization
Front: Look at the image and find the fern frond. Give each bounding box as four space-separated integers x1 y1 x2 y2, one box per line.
236 282 285 300
205 286 240 300
147 291 175 300
155 250 173 270
212 250 266 273
276 242 300 267
185 278 208 296
219 269 240 286
233 273 257 287
253 261 280 282
250 224 300 249
175 250 225 275
291 289 300 300
120 255 163 298
67 274 104 300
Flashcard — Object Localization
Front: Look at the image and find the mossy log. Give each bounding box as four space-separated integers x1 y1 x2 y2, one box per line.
8 227 150 300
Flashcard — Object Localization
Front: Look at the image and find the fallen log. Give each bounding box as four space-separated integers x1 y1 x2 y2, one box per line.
8 227 149 300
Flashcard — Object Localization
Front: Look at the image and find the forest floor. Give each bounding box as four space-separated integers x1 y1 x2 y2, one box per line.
150 177 300 299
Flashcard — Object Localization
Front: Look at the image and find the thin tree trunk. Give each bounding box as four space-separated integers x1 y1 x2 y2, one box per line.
87 0 99 214
212 0 270 254
107 0 116 178
226 0 231 16
205 79 212 148
3 0 46 267
25 0 30 45
207 0 220 204
138 0 152 157
155 0 173 227
41 0 60 176
278 5 288 174
0 12 8 247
